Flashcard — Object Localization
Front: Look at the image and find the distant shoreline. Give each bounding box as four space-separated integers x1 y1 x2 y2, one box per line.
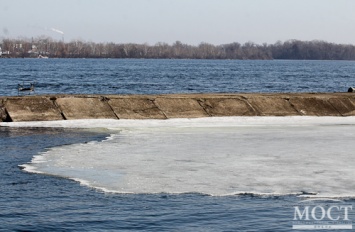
2 57 355 61
1 38 355 60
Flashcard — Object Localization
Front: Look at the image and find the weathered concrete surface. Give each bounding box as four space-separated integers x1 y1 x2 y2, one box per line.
154 97 209 118
246 96 299 116
346 98 355 116
328 98 355 116
4 97 63 122
1 93 355 122
198 97 257 116
55 97 118 120
289 97 341 116
108 97 166 119
0 98 8 121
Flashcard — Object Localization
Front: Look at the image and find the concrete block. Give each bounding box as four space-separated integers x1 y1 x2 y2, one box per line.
328 98 355 116
344 98 355 116
154 97 209 118
108 98 166 119
5 97 63 122
289 97 341 116
56 97 117 120
199 98 257 116
0 98 8 122
246 96 299 116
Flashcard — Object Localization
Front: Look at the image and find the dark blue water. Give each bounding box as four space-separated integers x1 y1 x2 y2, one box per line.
1 59 355 231
1 59 355 96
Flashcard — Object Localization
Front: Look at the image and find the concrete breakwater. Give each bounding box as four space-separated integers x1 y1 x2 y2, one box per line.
1 93 355 122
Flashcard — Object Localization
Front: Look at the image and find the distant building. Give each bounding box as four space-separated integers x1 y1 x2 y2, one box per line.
27 45 39 57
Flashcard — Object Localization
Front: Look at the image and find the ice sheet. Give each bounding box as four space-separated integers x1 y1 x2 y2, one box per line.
8 117 355 197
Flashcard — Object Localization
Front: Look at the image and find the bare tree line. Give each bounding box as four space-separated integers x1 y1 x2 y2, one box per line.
1 36 355 60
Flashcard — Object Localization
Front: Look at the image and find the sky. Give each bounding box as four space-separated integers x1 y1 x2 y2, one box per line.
0 0 355 45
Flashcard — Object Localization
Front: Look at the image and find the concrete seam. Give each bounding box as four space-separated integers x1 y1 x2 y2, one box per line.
1 98 13 122
0 106 11 122
327 98 345 117
196 98 212 117
148 98 167 119
151 98 168 119
242 98 260 116
284 98 303 116
105 98 120 120
313 97 341 116
4 107 13 122
51 98 67 120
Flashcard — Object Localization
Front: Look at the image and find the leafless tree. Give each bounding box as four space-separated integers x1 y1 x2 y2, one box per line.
1 36 355 60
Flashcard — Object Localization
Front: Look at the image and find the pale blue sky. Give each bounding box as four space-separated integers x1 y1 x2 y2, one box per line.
1 0 354 45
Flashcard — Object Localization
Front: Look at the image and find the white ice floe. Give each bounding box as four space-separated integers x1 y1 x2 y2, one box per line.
6 116 355 197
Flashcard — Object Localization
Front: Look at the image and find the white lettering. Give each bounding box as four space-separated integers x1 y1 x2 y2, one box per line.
311 206 325 221
341 206 353 221
294 206 309 220
327 206 340 221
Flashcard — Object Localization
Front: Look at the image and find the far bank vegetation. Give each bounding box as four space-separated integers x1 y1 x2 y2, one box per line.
1 36 355 60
